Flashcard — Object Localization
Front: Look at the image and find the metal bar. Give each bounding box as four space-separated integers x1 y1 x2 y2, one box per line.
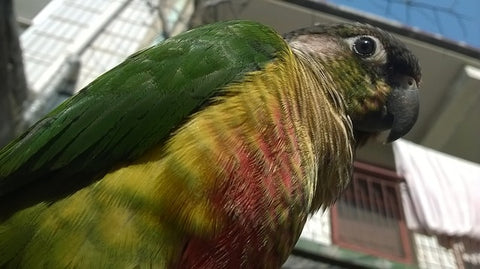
330 162 415 264
68 0 131 56
23 0 131 124
354 161 404 182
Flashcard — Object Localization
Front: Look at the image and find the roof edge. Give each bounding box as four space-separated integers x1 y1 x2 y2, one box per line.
282 0 480 59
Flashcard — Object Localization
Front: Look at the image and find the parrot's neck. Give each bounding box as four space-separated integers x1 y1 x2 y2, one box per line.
289 47 355 211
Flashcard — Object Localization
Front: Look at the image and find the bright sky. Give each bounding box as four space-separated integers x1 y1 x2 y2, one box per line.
328 0 480 48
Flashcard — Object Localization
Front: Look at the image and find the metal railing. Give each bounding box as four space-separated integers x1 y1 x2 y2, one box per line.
331 162 414 264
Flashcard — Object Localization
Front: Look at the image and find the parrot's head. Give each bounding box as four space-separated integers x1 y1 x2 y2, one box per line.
285 23 421 144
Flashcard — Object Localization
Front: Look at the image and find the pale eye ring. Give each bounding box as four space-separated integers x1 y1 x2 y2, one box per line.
353 36 376 57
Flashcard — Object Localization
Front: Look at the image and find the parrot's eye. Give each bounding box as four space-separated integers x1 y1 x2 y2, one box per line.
345 35 386 64
353 36 376 57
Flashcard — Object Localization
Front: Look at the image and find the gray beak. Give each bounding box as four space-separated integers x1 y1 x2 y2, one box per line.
386 76 419 142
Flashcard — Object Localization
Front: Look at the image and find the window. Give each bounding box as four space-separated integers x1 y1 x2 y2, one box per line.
331 162 414 264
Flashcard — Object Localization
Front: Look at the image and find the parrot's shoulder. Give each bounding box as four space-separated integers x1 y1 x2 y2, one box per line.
0 20 290 208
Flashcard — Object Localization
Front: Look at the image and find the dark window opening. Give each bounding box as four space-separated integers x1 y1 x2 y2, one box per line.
331 162 414 264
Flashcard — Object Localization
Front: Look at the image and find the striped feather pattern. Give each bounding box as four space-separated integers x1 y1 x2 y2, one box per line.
0 24 357 268
172 48 354 267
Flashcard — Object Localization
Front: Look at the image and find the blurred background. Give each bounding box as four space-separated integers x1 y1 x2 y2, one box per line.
2 0 480 268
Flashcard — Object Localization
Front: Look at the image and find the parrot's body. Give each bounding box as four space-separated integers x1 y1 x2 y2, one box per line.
0 20 420 268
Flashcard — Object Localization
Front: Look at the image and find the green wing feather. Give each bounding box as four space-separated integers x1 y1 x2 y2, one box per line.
0 20 287 203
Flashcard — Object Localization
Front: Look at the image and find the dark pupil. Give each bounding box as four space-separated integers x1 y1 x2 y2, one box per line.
354 37 375 56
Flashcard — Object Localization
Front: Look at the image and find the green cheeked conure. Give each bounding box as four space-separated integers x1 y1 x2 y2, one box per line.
0 20 420 268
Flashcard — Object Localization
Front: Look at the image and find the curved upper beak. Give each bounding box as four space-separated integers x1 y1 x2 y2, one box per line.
385 75 419 142
352 75 419 143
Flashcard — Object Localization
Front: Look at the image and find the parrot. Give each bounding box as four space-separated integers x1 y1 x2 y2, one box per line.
0 20 420 268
